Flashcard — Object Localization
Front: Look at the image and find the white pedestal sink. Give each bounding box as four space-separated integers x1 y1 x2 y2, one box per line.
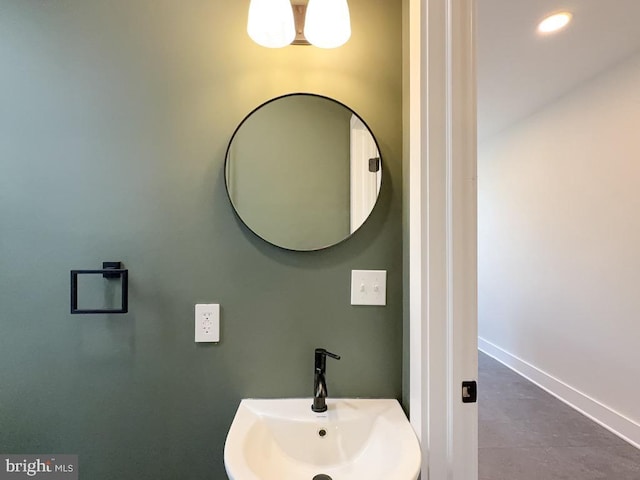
224 398 421 480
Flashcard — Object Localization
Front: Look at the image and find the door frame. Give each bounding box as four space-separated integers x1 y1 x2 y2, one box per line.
406 0 478 478
350 115 382 234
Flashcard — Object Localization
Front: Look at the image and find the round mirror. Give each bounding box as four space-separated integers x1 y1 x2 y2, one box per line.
224 93 382 251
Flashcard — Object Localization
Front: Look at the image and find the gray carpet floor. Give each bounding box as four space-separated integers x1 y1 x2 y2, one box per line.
479 351 640 479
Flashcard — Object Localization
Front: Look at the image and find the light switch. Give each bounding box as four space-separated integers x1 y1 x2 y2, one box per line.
351 270 387 306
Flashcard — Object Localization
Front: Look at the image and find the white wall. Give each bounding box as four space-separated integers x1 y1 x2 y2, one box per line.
479 51 640 447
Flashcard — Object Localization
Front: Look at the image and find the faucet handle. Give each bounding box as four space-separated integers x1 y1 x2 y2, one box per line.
315 348 341 360
315 348 341 374
325 350 341 360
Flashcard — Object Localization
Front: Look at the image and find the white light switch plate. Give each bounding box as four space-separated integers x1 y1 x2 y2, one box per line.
351 270 387 306
195 304 220 343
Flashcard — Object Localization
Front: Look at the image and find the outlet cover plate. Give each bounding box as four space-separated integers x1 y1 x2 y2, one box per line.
195 304 220 343
351 270 387 306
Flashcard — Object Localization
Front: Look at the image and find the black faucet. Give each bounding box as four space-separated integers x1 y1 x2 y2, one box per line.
312 348 341 413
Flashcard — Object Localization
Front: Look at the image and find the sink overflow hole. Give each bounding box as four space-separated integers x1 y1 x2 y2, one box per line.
313 475 332 480
318 429 327 438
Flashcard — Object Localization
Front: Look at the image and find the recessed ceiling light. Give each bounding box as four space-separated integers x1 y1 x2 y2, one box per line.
537 12 572 34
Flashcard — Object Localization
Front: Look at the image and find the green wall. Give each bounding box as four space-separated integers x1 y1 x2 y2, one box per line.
0 0 403 478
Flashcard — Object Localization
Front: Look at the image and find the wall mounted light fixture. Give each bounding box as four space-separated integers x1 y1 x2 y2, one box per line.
247 0 351 49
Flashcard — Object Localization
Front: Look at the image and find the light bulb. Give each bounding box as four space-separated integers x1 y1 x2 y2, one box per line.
247 0 296 48
304 0 351 49
537 12 572 34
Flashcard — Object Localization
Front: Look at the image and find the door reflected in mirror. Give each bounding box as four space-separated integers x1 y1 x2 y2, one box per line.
225 93 382 251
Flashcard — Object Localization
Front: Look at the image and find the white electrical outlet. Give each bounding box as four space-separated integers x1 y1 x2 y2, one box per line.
351 270 387 306
195 304 220 343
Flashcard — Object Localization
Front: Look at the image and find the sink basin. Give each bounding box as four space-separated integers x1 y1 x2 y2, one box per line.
224 398 421 480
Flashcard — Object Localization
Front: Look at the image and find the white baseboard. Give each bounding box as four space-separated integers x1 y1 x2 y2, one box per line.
478 337 640 449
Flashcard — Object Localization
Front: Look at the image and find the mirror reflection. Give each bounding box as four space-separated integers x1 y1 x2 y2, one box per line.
225 94 382 251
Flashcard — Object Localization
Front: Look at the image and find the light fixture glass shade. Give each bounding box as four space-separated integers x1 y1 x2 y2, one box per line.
304 0 351 49
247 0 296 48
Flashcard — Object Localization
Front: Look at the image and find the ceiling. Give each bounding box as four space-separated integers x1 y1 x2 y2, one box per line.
477 0 640 141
